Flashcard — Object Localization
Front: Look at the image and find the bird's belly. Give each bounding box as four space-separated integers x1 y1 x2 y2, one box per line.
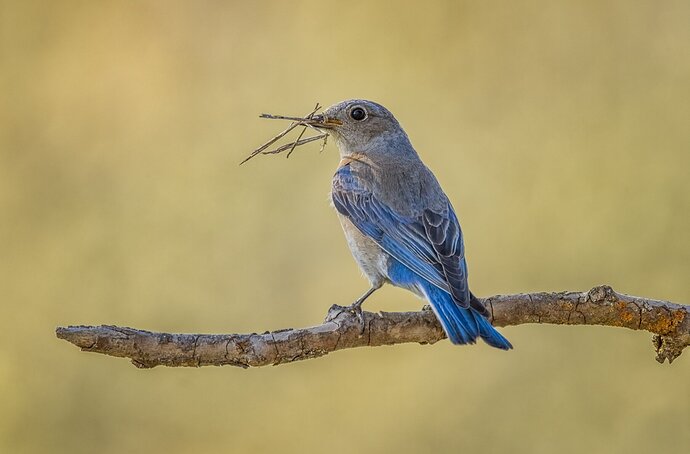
337 214 389 287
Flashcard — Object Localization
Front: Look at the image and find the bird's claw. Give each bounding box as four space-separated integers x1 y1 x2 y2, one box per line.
344 301 366 335
325 303 366 334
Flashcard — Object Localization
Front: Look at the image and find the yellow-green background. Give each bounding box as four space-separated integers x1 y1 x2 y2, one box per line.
2 1 689 453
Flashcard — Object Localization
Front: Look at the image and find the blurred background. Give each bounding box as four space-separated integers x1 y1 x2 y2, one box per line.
1 1 689 453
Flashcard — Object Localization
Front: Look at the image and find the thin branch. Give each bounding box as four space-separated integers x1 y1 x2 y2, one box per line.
56 285 690 368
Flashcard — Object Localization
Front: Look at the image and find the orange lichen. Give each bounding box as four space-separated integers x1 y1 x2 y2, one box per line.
645 309 687 335
562 301 575 311
670 309 687 330
612 301 636 325
619 310 635 324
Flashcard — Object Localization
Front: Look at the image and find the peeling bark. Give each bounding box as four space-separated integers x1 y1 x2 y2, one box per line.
56 285 690 368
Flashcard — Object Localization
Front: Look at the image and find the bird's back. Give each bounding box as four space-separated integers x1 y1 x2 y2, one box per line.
338 153 448 217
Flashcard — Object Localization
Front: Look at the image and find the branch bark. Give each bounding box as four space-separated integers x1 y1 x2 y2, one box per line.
56 285 690 368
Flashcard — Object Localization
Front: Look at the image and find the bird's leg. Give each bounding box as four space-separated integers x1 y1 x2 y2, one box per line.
344 284 381 333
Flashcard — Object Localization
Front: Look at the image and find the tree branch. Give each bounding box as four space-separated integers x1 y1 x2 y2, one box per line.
56 285 690 368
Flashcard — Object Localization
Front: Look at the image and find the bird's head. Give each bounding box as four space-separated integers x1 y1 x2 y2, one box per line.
305 99 416 161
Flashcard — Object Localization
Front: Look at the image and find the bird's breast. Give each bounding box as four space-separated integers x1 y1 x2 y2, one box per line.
336 213 389 287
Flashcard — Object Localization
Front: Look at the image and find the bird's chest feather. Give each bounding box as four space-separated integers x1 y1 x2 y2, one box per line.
337 213 389 286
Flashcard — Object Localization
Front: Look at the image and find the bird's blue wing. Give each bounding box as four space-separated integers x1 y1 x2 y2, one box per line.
332 164 470 307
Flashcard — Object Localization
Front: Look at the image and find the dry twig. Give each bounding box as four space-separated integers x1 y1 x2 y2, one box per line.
240 103 329 165
261 134 328 155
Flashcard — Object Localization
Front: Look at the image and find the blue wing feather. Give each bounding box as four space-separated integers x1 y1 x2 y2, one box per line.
332 164 470 307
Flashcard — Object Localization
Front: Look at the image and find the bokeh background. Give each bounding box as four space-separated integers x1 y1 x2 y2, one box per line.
2 1 689 453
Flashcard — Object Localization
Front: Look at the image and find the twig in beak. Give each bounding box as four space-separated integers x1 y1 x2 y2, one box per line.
261 134 328 154
240 103 328 165
259 114 308 121
286 126 308 159
285 103 320 159
259 102 321 123
239 122 300 165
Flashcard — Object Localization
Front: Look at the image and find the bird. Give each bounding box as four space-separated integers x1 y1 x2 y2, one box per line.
305 99 512 349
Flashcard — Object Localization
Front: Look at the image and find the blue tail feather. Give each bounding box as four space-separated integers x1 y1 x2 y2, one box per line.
422 280 512 350
386 258 512 350
433 297 475 344
475 313 512 350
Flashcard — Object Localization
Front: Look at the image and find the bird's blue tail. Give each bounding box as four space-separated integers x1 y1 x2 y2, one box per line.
422 282 512 350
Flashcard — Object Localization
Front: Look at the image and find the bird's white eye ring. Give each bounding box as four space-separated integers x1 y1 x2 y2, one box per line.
350 106 367 121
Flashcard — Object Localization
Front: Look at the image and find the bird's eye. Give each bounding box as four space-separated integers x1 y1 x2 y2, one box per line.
350 107 367 121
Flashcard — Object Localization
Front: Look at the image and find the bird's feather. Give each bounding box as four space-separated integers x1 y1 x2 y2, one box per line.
332 164 471 307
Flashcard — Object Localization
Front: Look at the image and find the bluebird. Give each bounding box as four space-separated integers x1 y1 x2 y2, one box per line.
304 100 511 349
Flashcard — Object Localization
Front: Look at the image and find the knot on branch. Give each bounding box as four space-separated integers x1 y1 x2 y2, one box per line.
587 285 617 303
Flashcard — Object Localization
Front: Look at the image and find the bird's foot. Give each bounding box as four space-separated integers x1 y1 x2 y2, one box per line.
326 301 366 334
326 286 380 334
343 300 366 334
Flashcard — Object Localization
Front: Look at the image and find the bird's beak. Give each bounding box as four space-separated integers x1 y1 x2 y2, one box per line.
304 114 342 129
